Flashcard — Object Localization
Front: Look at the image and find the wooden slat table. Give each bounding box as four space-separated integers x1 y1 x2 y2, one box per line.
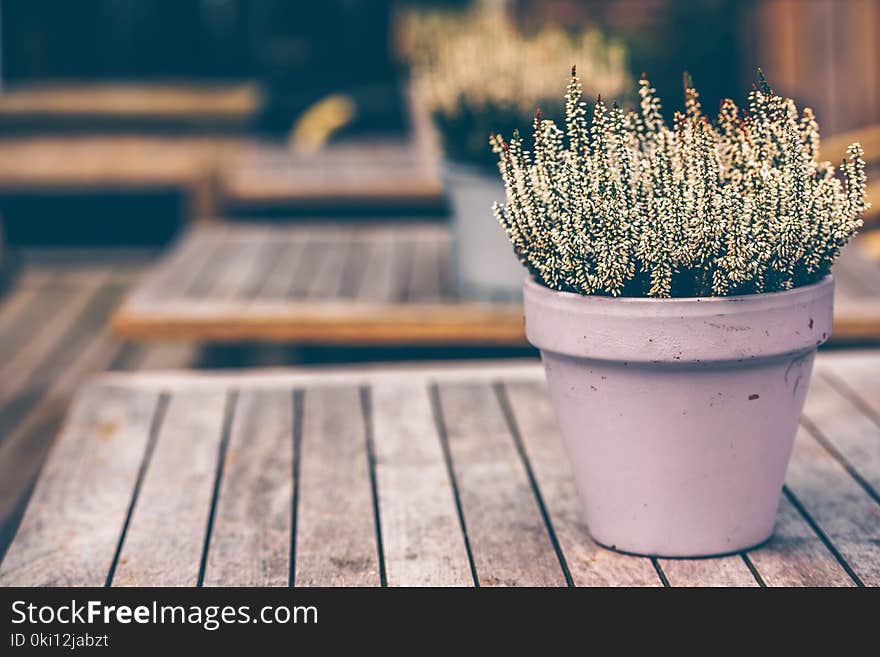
112 223 523 344
1 351 878 587
112 224 880 345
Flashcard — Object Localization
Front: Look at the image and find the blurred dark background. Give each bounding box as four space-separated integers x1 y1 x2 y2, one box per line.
1 0 406 135
0 0 876 248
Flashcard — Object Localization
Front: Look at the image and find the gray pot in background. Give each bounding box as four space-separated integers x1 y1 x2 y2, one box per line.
443 161 525 301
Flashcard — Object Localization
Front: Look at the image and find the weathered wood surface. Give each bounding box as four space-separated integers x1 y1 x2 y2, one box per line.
294 387 380 586
3 351 878 587
0 136 242 220
0 82 259 127
370 383 473 586
0 253 202 562
112 389 230 587
113 224 880 344
203 389 294 587
0 385 161 586
218 140 444 212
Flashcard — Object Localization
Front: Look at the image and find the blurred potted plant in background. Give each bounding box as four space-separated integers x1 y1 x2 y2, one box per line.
492 69 868 556
398 1 629 299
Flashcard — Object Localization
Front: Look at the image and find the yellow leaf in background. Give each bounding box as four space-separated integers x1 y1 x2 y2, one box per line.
288 93 357 156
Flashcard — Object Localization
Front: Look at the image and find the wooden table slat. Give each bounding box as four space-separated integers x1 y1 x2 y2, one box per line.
354 231 395 302
203 389 293 587
254 240 310 300
658 556 760 587
406 232 447 301
436 382 566 586
0 273 113 406
821 356 880 420
305 234 353 300
784 425 880 586
132 228 227 305
745 494 856 586
112 389 231 587
294 387 380 586
370 382 473 586
287 232 334 299
802 373 880 494
210 229 278 301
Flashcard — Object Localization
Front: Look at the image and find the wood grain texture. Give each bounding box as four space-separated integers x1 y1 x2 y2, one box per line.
819 354 880 420
294 387 380 586
0 286 41 340
203 389 293 587
802 374 880 494
746 494 855 586
133 228 228 305
0 287 132 530
750 0 880 135
4 352 880 587
502 381 661 586
112 389 231 587
785 425 880 586
370 382 473 586
255 239 309 300
305 233 351 300
406 232 445 301
353 232 395 301
0 384 159 586
436 382 566 586
659 556 759 587
0 274 111 406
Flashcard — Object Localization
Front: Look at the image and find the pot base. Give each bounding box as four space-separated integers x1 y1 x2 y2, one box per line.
591 530 773 560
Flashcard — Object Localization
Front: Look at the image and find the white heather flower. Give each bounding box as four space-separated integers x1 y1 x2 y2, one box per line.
493 70 870 297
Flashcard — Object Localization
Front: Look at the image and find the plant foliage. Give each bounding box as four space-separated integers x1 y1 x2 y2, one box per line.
492 70 869 297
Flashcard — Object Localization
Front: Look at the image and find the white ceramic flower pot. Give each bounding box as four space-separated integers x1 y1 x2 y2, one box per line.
524 275 835 557
443 162 525 300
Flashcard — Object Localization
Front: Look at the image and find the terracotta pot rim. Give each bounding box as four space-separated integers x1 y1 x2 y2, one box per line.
523 274 835 362
524 274 834 307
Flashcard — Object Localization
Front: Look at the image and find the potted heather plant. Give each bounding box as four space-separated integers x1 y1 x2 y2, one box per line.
492 70 868 557
399 3 629 299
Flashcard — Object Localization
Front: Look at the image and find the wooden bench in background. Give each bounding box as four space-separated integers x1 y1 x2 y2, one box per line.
0 135 244 224
1 352 877 587
217 83 445 215
0 82 261 132
217 139 445 215
0 81 445 225
112 223 880 345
